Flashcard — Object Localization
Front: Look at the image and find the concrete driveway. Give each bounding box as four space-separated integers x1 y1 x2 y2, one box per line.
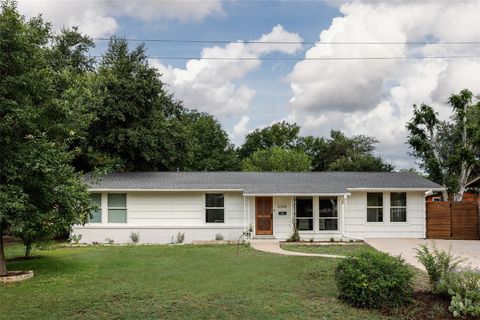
365 238 480 270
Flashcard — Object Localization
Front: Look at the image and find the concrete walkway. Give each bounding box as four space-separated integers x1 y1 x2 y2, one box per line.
250 239 343 258
365 238 480 270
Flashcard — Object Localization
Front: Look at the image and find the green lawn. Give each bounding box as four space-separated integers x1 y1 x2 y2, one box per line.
280 243 376 256
0 243 391 320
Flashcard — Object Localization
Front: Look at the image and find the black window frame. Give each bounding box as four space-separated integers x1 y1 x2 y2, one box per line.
205 193 225 223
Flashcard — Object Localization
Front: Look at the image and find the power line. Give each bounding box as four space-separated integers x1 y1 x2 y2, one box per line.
90 55 480 61
92 38 480 45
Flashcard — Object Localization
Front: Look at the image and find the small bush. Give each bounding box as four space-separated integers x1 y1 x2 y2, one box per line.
335 250 414 309
70 233 82 244
286 228 300 242
330 237 335 243
449 291 480 318
415 244 463 293
439 266 480 296
215 233 224 241
176 232 185 244
130 232 140 244
309 238 314 243
441 267 480 317
105 238 114 245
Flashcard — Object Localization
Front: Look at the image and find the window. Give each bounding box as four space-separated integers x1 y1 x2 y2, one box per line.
295 197 313 231
206 193 224 223
390 192 407 222
108 193 127 223
319 198 338 231
367 193 383 222
89 193 102 223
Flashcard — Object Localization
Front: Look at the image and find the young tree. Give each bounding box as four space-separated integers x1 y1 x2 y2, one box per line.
406 89 480 200
0 1 91 273
241 147 312 172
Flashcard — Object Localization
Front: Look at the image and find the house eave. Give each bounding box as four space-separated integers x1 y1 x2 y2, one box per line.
242 192 351 197
347 187 445 192
88 188 244 192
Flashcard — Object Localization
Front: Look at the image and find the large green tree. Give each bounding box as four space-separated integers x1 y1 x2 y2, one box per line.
241 147 312 172
238 121 302 159
76 38 192 172
184 111 240 171
303 130 392 171
238 122 392 172
0 1 91 274
406 89 480 200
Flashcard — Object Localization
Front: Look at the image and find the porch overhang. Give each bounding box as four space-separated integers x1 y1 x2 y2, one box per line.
242 192 351 197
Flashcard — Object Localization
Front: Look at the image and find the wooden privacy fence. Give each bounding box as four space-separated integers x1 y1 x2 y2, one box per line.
426 201 480 240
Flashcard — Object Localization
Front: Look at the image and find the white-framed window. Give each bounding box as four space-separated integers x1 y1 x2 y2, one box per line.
432 196 442 202
367 192 383 222
390 192 407 222
205 193 224 223
295 197 313 231
108 193 127 223
88 193 102 223
319 198 338 231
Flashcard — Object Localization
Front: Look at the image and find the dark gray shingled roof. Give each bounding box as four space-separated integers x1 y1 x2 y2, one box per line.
85 172 443 195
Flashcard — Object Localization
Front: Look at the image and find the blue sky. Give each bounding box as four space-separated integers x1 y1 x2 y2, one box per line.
18 0 480 169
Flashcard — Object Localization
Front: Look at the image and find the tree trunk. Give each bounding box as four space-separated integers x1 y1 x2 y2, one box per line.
441 189 449 202
0 229 7 276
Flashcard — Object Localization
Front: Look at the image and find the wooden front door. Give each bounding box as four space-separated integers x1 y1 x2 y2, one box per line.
256 197 273 235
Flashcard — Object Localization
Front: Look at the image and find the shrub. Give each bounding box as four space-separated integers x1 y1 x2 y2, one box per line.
441 267 480 317
215 233 224 241
130 232 140 244
439 266 480 296
415 244 463 293
70 233 82 244
286 228 300 242
176 232 185 244
449 291 480 318
335 250 414 309
105 238 114 245
330 237 335 243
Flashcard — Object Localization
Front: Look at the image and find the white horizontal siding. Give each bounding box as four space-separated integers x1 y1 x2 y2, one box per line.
76 191 245 243
75 189 427 243
345 191 425 239
273 196 294 239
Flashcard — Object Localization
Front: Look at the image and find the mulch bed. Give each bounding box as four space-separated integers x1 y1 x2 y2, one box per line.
384 291 478 320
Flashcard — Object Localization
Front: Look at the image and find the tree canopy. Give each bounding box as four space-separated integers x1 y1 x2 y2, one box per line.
0 1 91 274
238 122 393 172
406 89 480 200
241 147 312 172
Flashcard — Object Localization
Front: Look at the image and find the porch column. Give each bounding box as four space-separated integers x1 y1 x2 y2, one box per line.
342 194 348 238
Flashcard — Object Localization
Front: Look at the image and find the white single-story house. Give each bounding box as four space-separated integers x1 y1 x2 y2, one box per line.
73 172 443 243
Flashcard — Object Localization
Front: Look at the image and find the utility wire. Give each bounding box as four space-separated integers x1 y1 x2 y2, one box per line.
92 38 480 45
90 55 480 61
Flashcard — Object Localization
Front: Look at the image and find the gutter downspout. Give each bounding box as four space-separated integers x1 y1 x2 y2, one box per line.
423 191 428 239
342 195 348 239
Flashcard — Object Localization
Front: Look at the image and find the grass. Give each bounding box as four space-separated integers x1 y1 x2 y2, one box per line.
0 243 391 320
281 243 376 256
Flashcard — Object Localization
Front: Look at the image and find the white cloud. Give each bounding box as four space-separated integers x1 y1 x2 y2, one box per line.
17 0 223 37
287 1 480 169
230 116 250 145
152 25 303 117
